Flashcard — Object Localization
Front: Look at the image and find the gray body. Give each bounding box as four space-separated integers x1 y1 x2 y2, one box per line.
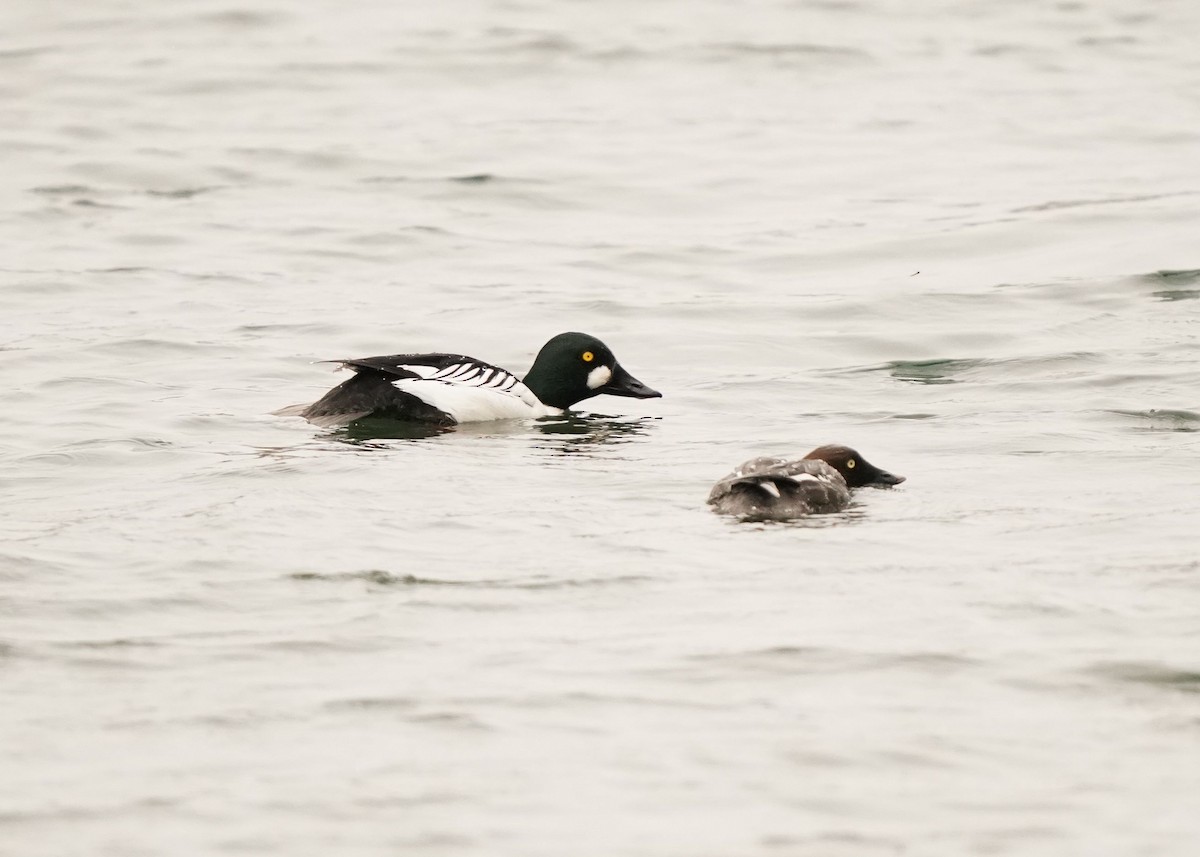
707 457 852 521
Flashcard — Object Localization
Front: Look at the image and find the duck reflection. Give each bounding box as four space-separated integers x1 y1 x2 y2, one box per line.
335 417 453 444
308 412 657 451
530 413 658 454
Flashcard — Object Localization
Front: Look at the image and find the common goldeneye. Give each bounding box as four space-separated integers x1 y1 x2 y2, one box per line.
708 445 904 521
277 331 661 428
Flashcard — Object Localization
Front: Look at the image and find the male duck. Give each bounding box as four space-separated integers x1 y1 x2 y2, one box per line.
277 331 661 427
708 445 904 521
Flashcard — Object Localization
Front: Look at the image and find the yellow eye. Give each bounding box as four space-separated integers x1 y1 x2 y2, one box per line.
582 351 594 362
847 459 856 469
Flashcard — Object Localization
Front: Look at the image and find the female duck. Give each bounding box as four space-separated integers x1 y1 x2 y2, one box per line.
708 445 904 521
278 331 661 427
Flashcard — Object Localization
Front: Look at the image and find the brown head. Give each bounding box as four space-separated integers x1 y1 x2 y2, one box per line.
803 445 905 488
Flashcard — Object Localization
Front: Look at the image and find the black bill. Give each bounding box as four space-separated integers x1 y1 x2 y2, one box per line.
598 362 662 399
869 467 906 486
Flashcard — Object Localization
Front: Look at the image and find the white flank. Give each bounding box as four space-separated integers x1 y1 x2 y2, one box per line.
392 376 557 423
586 364 612 390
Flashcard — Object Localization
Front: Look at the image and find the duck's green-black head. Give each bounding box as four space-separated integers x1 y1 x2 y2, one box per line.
522 332 662 410
803 444 905 488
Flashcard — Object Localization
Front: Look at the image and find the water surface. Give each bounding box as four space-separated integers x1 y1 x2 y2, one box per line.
2 1 1199 855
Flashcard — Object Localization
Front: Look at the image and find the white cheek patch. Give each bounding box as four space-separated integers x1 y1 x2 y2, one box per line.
586 364 612 390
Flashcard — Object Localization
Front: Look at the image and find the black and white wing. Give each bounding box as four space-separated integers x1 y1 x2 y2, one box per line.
347 353 527 389
277 353 543 428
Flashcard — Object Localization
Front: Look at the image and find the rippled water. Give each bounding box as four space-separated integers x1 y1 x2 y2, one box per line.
3 1 1199 854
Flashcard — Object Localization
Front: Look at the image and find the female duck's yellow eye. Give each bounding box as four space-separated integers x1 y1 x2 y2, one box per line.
582 351 595 362
847 459 856 469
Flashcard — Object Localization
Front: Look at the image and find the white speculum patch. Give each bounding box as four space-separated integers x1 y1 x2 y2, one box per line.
586 364 613 390
758 481 782 498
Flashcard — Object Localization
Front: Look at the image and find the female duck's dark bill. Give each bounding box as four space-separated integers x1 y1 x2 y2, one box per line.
599 362 662 399
871 469 905 486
